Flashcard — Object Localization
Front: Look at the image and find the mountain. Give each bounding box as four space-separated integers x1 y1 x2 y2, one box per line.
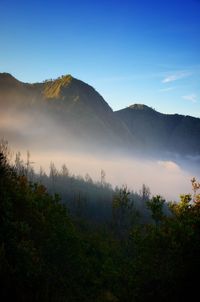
1 73 200 159
115 104 200 157
0 73 135 153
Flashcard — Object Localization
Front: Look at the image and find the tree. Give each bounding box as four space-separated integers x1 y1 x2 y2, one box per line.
146 195 165 226
100 169 106 186
140 184 151 202
61 164 69 177
191 177 200 204
14 151 24 175
49 162 58 193
112 186 137 237
25 150 35 180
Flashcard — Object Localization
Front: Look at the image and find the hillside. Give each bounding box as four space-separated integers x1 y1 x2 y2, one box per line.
115 104 200 157
1 138 200 302
0 73 135 153
1 73 200 158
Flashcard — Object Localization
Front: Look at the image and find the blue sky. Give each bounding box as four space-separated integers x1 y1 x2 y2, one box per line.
1 0 200 116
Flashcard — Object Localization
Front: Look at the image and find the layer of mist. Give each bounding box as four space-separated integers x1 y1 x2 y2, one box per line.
1 105 199 202
6 143 196 201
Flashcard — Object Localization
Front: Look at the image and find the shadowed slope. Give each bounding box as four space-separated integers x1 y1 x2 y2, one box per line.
115 104 200 156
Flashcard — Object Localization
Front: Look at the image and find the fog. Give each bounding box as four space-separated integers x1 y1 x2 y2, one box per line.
6 146 196 201
1 108 199 201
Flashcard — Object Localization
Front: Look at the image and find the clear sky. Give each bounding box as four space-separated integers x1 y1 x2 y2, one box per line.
1 0 200 117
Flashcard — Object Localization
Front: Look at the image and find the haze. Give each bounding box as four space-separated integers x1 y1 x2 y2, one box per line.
1 108 197 202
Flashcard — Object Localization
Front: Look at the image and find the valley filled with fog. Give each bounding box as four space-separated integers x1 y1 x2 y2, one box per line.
1 101 199 202
5 137 198 202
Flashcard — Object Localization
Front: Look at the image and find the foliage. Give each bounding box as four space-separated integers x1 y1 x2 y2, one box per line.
43 75 72 99
112 186 139 237
146 195 165 225
1 143 200 301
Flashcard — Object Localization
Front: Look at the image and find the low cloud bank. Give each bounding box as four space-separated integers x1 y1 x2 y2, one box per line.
1 109 198 201
16 149 195 201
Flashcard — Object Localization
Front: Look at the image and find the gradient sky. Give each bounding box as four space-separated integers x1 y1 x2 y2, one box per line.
1 0 200 117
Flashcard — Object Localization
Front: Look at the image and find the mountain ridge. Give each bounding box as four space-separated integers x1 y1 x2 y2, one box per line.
0 72 200 158
0 72 136 153
115 104 200 156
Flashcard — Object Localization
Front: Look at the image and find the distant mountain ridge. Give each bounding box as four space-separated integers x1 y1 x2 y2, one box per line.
0 72 200 158
115 104 200 156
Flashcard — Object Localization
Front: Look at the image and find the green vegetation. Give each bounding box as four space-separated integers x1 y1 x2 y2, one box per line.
43 75 73 99
1 143 200 301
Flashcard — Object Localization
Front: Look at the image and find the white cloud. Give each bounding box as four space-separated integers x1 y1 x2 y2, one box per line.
162 71 191 83
182 94 197 103
157 160 181 172
159 87 175 92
